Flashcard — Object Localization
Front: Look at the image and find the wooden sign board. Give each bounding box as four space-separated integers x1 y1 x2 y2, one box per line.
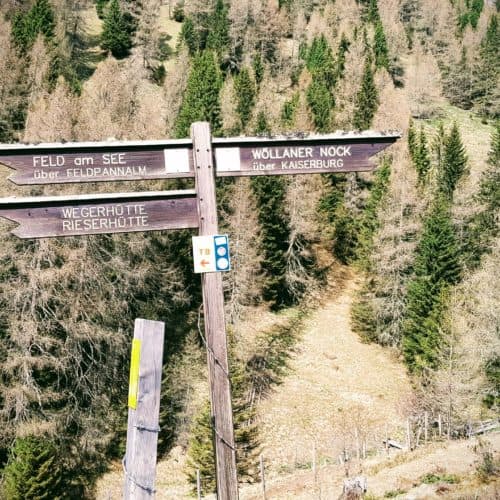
214 133 399 177
0 140 193 185
0 133 400 185
0 190 198 238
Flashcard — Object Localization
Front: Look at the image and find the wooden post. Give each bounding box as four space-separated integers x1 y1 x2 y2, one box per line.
191 122 239 500
312 442 317 484
406 419 411 451
260 454 267 500
438 414 442 437
124 319 165 499
197 469 202 500
424 412 428 443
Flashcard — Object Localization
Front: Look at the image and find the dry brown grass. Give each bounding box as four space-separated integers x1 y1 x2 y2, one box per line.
256 277 412 476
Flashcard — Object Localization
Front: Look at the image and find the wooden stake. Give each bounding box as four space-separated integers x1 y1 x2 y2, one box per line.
191 122 238 500
406 419 411 451
424 412 428 443
124 319 165 499
312 442 317 484
438 414 442 437
260 454 267 500
197 469 202 500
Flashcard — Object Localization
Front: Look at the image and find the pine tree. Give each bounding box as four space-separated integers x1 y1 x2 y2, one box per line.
255 111 270 135
374 21 389 69
186 340 259 496
186 402 216 495
11 0 55 52
408 119 417 161
234 68 256 131
100 0 133 59
438 123 468 198
95 0 109 19
461 121 500 268
306 78 333 132
253 53 264 88
367 0 380 23
206 0 230 61
180 17 199 55
402 197 461 373
353 58 378 130
475 14 500 117
415 126 431 183
2 436 64 500
251 175 293 309
174 51 223 138
335 34 350 81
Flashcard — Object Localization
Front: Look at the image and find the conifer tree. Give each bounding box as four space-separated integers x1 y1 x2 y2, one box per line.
402 197 461 373
234 68 256 131
186 342 259 495
2 436 65 499
100 0 133 59
11 0 55 52
251 175 293 308
374 20 389 69
438 123 468 198
180 17 199 55
366 0 380 23
306 78 333 132
462 121 500 268
408 119 417 161
335 34 350 81
174 51 223 138
415 126 431 183
252 53 264 88
95 0 109 19
353 57 378 130
206 0 230 61
255 111 270 135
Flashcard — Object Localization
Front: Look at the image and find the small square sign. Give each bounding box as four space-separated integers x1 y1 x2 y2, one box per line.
192 235 231 273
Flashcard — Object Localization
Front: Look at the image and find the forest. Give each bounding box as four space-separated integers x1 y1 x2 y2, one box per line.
0 0 498 498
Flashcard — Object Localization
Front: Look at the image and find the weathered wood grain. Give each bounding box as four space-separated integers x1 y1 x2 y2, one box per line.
0 190 198 238
124 319 165 499
192 122 239 500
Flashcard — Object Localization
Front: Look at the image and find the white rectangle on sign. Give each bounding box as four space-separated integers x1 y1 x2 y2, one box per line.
164 148 190 173
215 148 241 172
192 234 231 273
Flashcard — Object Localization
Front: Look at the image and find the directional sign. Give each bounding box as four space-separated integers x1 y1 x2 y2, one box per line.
0 132 400 185
214 132 399 177
0 190 198 238
0 140 193 185
192 235 231 273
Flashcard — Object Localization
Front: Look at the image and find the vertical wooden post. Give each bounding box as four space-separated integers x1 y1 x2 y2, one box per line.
438 414 442 437
406 418 411 451
312 442 317 484
124 319 165 499
197 469 202 500
260 454 267 500
191 122 239 500
424 412 428 443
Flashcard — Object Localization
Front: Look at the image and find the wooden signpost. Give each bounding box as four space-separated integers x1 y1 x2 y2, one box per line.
0 190 198 238
0 124 399 499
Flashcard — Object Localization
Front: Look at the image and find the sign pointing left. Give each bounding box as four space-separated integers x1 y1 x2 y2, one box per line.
0 140 194 185
0 190 198 238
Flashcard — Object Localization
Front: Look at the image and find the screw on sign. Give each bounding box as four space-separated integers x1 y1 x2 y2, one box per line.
0 123 400 500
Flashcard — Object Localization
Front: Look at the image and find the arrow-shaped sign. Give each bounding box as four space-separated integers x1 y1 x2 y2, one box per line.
0 190 198 238
0 132 400 185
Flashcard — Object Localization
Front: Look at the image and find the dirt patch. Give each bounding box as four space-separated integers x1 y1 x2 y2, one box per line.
256 276 412 475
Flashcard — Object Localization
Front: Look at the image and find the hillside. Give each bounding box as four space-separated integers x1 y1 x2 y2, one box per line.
0 0 498 498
